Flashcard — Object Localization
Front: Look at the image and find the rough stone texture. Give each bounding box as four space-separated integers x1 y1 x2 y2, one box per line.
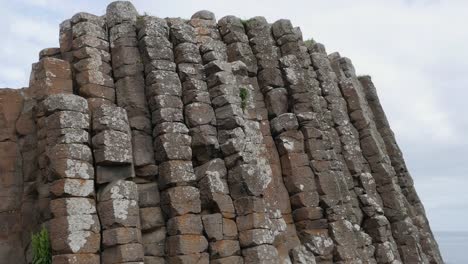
0 2 442 264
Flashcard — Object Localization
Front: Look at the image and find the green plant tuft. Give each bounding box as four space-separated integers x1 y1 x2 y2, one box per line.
32 226 51 264
240 19 248 26
239 87 249 111
137 12 149 23
303 38 315 48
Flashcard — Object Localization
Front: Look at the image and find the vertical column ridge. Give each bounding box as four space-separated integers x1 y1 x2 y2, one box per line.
0 88 25 263
68 12 115 111
193 12 280 264
308 41 402 263
331 53 430 263
359 75 443 263
44 94 100 263
272 19 378 263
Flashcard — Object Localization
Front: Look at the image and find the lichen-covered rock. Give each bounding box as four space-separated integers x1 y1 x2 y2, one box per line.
0 3 443 263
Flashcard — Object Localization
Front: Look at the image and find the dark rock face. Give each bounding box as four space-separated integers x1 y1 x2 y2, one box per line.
0 1 443 263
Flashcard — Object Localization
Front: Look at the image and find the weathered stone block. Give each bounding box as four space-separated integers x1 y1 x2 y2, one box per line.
159 160 196 189
167 214 203 236
161 186 201 217
293 207 324 222
47 128 89 145
48 144 93 163
210 240 241 259
140 207 165 230
50 179 95 197
185 102 216 127
92 104 129 133
137 182 161 207
242 244 278 263
98 199 140 229
52 254 100 264
239 229 274 247
98 180 139 202
46 111 89 130
202 213 223 241
50 197 96 217
49 159 94 180
142 227 167 257
101 243 144 263
96 164 134 184
236 213 270 232
271 113 299 135
43 94 88 114
102 227 142 247
165 235 208 256
49 214 100 254
154 133 192 162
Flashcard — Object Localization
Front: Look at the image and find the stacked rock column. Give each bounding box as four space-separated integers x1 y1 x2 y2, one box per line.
171 15 241 263
43 94 100 263
29 58 75 261
106 6 165 264
136 14 209 263
359 76 443 263
68 12 115 111
308 43 401 263
270 20 339 263
0 89 25 263
218 15 299 263
92 104 144 263
331 54 429 263
243 16 313 262
290 31 378 262
15 57 74 262
192 13 279 264
135 16 175 263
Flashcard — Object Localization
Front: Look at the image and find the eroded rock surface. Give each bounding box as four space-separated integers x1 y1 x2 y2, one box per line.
0 1 443 263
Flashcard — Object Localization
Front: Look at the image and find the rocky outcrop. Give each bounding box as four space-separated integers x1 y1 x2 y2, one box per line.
0 1 443 263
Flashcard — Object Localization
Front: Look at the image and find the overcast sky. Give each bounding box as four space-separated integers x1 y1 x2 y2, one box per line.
0 0 466 232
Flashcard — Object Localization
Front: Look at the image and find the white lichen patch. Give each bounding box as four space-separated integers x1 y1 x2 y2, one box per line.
109 180 138 200
66 214 95 253
65 159 92 179
66 198 96 215
112 198 137 220
63 179 94 197
206 174 227 194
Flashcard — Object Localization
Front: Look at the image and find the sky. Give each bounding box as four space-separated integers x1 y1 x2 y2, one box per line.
0 0 466 232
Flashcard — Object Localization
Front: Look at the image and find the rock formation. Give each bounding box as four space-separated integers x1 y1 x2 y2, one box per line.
0 1 443 263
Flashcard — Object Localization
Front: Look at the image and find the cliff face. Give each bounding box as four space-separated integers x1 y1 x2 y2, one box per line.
0 1 443 263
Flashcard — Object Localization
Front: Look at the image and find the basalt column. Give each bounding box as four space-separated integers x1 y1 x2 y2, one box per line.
219 15 302 263
308 42 402 263
135 16 173 263
136 14 208 263
44 94 100 264
193 13 279 263
68 12 115 111
107 4 164 263
171 15 241 263
92 104 144 263
331 54 430 263
359 76 443 263
0 88 25 263
297 33 378 262
271 20 342 263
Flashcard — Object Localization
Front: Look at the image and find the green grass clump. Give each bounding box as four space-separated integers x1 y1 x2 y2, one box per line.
32 226 51 264
303 38 315 47
239 87 249 110
240 18 248 27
